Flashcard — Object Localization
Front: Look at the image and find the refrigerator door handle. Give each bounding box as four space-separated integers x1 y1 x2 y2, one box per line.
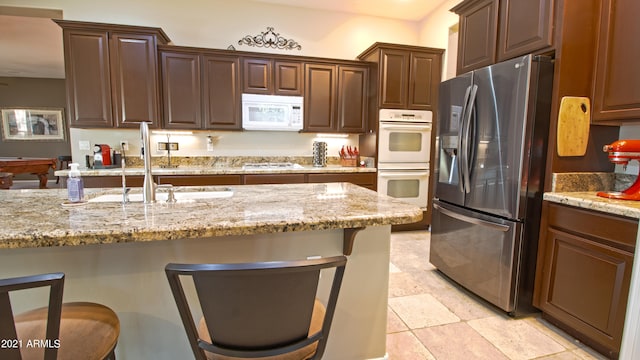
464 84 478 193
457 85 472 193
461 84 478 193
433 202 510 232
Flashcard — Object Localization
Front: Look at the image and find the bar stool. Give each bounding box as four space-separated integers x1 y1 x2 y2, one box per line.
0 172 13 189
0 272 120 360
56 155 72 184
165 256 347 360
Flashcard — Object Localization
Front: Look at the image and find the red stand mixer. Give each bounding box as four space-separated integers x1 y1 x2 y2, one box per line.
597 139 640 200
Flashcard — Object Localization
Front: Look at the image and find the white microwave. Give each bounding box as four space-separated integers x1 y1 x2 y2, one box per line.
241 93 304 131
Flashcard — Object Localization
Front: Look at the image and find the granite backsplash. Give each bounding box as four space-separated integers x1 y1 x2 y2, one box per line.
551 172 636 192
115 155 373 168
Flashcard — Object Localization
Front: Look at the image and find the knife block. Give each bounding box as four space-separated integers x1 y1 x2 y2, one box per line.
340 158 358 167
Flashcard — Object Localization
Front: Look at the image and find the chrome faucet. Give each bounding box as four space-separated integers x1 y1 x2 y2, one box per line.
140 121 156 203
121 158 130 203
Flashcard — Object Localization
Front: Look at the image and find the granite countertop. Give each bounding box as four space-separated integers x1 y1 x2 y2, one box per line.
0 183 421 249
545 172 640 220
54 165 376 177
544 192 640 219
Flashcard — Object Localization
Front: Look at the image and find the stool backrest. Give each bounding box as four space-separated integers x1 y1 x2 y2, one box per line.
0 273 64 360
166 256 346 360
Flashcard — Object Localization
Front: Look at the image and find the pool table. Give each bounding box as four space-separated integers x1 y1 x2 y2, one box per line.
0 157 56 188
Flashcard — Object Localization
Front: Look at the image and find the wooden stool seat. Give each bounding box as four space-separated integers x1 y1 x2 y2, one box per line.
15 301 120 360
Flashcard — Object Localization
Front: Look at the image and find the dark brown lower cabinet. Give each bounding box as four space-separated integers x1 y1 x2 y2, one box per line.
83 176 145 188
534 201 637 359
243 174 306 185
307 173 375 191
80 172 376 189
156 175 241 186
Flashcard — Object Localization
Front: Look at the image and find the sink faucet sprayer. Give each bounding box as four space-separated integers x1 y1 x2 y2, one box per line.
140 121 156 203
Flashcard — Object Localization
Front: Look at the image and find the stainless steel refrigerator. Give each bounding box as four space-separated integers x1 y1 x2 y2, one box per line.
430 54 553 316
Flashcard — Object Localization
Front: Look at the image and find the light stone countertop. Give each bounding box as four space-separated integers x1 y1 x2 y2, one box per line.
0 183 421 249
544 192 640 219
54 165 376 177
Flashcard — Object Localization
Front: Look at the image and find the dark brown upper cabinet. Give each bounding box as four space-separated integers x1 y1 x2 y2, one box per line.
337 66 368 133
358 43 443 111
202 54 242 129
496 0 554 62
452 0 499 75
242 57 303 96
160 51 202 129
304 63 336 132
274 61 303 96
378 49 409 108
452 0 554 74
592 0 640 123
55 20 169 128
159 47 241 130
303 63 369 133
408 52 440 110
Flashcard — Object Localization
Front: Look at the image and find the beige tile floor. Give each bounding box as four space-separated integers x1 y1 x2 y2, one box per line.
387 230 608 360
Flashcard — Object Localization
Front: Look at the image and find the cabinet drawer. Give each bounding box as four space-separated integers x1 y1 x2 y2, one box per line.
83 175 144 188
307 173 375 190
243 174 306 185
547 203 637 251
156 175 241 186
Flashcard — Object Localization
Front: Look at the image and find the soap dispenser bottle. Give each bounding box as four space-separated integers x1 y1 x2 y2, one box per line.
67 163 84 202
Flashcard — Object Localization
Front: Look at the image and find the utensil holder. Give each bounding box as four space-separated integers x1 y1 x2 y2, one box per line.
313 141 327 167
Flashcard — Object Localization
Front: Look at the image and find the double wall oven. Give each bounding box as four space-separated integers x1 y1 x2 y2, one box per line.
377 109 432 209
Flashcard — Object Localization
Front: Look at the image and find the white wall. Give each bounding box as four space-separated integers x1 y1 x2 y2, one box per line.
615 125 640 175
417 0 460 80
1 0 429 161
1 0 420 60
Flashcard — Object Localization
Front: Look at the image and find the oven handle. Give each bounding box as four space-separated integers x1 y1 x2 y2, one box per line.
379 123 432 132
378 171 429 177
433 202 510 232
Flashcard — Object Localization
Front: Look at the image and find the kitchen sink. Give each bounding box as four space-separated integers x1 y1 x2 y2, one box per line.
242 162 303 170
88 188 234 203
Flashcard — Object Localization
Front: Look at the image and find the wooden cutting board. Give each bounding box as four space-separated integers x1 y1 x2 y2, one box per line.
557 96 591 157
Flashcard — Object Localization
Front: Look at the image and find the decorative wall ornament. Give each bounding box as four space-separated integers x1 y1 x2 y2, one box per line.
238 27 302 50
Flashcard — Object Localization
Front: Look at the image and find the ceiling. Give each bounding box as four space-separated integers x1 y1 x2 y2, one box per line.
0 15 65 79
0 0 447 79
251 0 447 21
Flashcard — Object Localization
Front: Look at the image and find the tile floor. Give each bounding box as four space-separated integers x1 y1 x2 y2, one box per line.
387 230 607 360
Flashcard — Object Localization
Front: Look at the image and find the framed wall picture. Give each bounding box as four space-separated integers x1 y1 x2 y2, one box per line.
1 108 65 141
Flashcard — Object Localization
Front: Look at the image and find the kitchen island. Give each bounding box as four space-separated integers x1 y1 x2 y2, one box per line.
0 183 420 359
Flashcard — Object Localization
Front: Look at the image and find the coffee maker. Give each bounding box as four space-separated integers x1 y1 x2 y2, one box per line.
597 140 640 200
93 144 112 167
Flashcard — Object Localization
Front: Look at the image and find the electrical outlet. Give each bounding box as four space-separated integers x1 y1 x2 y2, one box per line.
79 140 90 150
120 141 129 151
